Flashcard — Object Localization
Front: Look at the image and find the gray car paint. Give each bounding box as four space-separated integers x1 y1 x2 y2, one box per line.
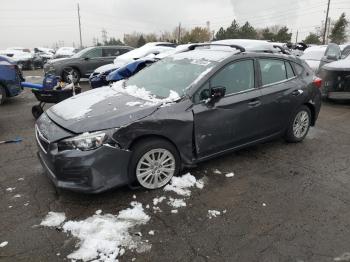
36 50 322 193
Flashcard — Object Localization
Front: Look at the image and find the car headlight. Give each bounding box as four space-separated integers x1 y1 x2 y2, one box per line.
58 131 107 151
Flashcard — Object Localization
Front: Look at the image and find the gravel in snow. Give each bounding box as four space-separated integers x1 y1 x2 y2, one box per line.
0 241 8 248
41 202 150 262
164 173 203 196
40 212 66 227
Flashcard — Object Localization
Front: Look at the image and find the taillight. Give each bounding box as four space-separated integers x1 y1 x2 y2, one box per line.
313 77 322 88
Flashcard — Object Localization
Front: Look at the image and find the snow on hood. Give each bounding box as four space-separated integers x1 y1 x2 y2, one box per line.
47 81 182 133
323 56 350 71
94 63 118 74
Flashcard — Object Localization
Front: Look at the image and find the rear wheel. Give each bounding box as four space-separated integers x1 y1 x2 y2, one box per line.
285 105 311 143
62 67 80 83
129 138 181 189
0 85 6 105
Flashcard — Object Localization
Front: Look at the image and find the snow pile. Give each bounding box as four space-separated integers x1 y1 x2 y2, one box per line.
213 169 222 174
60 202 150 261
168 198 187 208
153 196 166 206
225 173 235 178
164 173 203 196
0 241 8 248
40 212 66 227
208 210 221 219
6 187 15 192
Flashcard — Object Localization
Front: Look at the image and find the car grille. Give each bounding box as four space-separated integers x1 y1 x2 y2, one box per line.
35 125 50 153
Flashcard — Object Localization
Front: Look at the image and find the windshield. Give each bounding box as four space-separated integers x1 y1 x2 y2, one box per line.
301 49 325 61
125 56 216 98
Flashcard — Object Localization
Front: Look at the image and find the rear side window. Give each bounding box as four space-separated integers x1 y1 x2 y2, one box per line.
85 48 102 58
211 60 255 95
259 59 296 86
285 62 295 78
325 44 341 58
103 48 120 57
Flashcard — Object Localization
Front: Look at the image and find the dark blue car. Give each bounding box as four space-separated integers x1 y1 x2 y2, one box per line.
0 55 24 104
89 58 156 89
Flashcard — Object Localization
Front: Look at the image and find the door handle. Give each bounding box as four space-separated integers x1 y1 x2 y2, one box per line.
292 89 304 96
248 99 261 107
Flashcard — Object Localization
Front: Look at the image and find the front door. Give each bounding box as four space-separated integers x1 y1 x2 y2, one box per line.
192 59 263 159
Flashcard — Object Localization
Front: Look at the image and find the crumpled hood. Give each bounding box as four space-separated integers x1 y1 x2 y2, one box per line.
46 86 159 133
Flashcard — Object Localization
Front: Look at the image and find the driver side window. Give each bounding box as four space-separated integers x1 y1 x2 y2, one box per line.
211 60 255 95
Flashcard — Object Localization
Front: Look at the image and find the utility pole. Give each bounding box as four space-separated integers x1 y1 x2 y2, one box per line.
77 3 83 48
323 0 331 44
295 30 299 43
326 17 331 44
178 23 181 44
101 29 108 44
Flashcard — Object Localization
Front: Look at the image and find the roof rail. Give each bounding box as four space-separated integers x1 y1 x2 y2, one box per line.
188 43 246 53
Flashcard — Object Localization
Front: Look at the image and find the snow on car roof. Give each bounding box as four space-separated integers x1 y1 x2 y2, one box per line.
171 48 238 62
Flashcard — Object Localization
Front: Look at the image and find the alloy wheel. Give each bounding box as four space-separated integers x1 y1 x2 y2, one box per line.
136 148 176 189
293 110 310 139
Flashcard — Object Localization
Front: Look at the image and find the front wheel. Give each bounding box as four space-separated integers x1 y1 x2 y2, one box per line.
285 105 311 143
129 138 181 189
62 67 80 83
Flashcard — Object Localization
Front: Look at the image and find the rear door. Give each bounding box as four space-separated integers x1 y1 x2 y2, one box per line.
82 47 104 76
192 59 263 158
257 58 307 136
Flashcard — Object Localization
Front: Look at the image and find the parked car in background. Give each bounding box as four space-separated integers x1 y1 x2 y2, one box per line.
0 48 42 70
54 47 78 59
340 44 350 59
301 44 341 74
320 54 350 100
34 47 54 64
0 55 24 104
44 46 133 83
36 44 321 193
89 42 175 88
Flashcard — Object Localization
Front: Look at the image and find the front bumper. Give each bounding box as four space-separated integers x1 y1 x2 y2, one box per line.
36 127 132 193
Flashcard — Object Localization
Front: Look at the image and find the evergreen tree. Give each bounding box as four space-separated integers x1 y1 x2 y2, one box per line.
303 33 321 45
329 13 349 44
226 20 240 39
137 35 146 47
239 22 257 39
215 27 227 40
261 28 275 41
274 26 292 42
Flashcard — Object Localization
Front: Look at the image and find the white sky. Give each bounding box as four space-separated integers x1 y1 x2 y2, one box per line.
1 0 349 49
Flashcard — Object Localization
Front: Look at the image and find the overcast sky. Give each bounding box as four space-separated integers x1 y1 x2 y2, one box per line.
1 0 349 49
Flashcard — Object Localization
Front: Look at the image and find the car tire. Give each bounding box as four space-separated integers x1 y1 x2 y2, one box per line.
32 105 44 119
285 105 311 143
0 85 6 105
62 67 80 83
129 138 181 190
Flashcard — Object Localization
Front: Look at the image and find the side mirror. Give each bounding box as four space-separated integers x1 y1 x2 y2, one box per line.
200 86 226 104
211 86 226 100
83 57 90 61
326 54 338 61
